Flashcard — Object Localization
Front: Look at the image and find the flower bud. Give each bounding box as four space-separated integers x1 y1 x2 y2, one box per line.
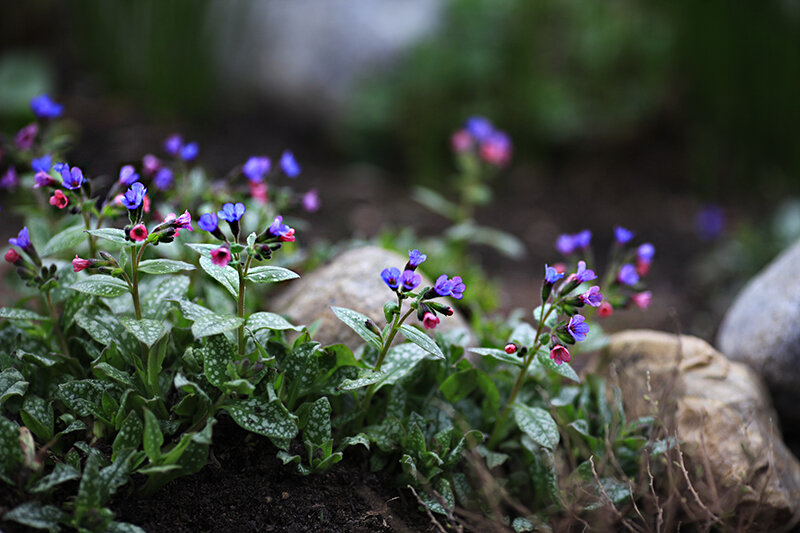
504 343 517 354
422 312 440 330
364 319 381 336
597 301 613 318
384 301 400 323
4 249 22 265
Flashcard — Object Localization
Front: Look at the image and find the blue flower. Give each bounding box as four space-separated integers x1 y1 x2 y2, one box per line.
381 267 401 290
31 154 52 173
30 94 63 119
280 150 301 177
121 182 147 210
434 274 455 296
57 164 84 190
695 205 726 241
218 202 245 222
555 234 575 255
198 213 219 233
573 229 592 250
568 314 589 342
118 165 140 185
614 226 634 244
154 167 174 190
408 249 427 267
400 270 421 291
449 276 465 299
164 134 183 156
637 243 655 262
243 156 271 182
575 260 597 283
579 286 603 307
617 264 639 286
180 142 198 161
544 264 564 284
9 227 32 250
465 116 493 142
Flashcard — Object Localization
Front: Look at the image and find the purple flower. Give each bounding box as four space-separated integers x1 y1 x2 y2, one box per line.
280 150 301 177
575 260 597 283
168 210 193 231
243 156 271 182
0 167 17 189
465 116 493 142
154 167 174 190
198 213 219 233
401 270 421 291
614 226 634 244
408 249 427 267
268 215 294 240
15 123 38 150
302 189 320 212
568 314 590 342
180 142 198 161
9 227 32 250
617 264 639 286
30 94 63 119
434 274 455 297
579 285 603 307
479 130 512 167
142 154 160 175
164 134 183 156
544 264 564 284
449 276 465 299
33 171 56 188
121 182 147 210
31 154 52 173
637 243 655 262
218 202 245 222
573 229 592 250
58 164 84 190
696 205 726 241
118 165 140 185
381 267 401 290
555 234 575 255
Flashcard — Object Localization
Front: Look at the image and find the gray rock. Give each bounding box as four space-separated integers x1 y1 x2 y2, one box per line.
270 246 471 348
716 239 800 426
598 330 800 531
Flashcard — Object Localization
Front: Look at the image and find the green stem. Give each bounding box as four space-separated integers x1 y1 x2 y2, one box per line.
82 210 96 258
237 255 253 357
44 290 71 361
130 244 147 320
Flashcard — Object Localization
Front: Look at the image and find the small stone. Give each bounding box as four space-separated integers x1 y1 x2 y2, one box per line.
281 491 290 500
270 246 472 347
597 330 800 531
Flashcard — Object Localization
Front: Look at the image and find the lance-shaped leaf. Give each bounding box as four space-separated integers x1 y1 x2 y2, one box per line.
71 275 129 298
3 501 66 532
246 311 303 332
535 347 580 383
200 334 236 388
244 265 299 284
198 255 239 299
399 324 444 360
85 227 129 245
28 463 81 494
137 259 196 275
469 347 525 367
20 394 54 441
0 307 49 321
191 314 243 339
41 224 86 256
120 317 167 348
0 369 28 406
513 403 559 450
224 397 298 446
331 306 381 351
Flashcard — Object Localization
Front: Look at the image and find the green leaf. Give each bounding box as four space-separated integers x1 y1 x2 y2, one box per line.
191 314 243 339
469 347 524 367
92 363 134 388
184 243 218 257
75 306 137 356
532 305 558 329
28 463 81 494
200 335 235 388
113 411 143 461
510 322 538 347
41 224 87 257
338 369 388 391
439 369 478 403
340 343 434 392
303 397 331 447
20 394 54 441
107 521 147 533
0 307 48 321
141 275 190 320
246 311 303 332
86 228 128 245
119 317 167 348
142 408 163 462
245 265 300 284
412 186 460 220
3 501 65 532
224 397 298 445
70 275 129 298
513 403 560 450
399 324 445 360
55 380 107 418
0 368 28 405
198 255 239 299
330 306 381 351
137 259 196 274
171 298 214 321
535 348 580 383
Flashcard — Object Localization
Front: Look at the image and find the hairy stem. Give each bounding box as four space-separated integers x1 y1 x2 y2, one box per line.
237 255 253 357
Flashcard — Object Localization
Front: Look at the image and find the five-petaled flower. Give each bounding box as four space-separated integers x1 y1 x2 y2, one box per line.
408 249 427 268
121 182 147 210
579 285 603 307
617 264 639 286
450 129 473 152
381 267 401 290
401 270 421 291
302 189 319 212
210 246 232 267
574 260 597 283
544 264 564 284
56 163 84 190
118 165 139 185
72 255 92 272
30 94 63 119
614 226 634 244
268 216 296 242
142 154 160 175
555 234 575 255
9 227 32 251
243 156 271 182
422 312 440 330
33 171 56 188
129 224 148 242
480 130 512 167
573 230 592 250
280 150 301 177
180 142 199 161
567 314 589 342
0 167 17 189
465 116 493 142
218 202 245 222
31 155 52 173
198 213 219 233
154 167 174 190
631 291 652 310
163 210 193 235
49 190 69 209
164 134 183 156
550 345 571 365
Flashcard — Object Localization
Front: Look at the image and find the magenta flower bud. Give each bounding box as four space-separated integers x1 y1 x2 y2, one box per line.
504 343 517 354
302 189 320 212
72 255 92 272
550 345 571 365
422 312 440 330
33 171 56 188
631 291 652 310
450 129 473 152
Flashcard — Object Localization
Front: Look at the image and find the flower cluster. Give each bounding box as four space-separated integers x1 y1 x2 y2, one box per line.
239 150 310 207
381 249 463 330
451 116 513 167
197 202 296 267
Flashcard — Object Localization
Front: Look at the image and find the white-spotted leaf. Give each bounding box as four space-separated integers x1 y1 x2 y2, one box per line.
198 255 239 299
41 224 87 256
85 228 129 245
330 306 381 351
137 259 196 274
244 265 299 284
246 312 303 332
399 324 444 360
191 314 243 339
119 317 167 348
71 275 129 298
512 403 559 450
0 307 49 321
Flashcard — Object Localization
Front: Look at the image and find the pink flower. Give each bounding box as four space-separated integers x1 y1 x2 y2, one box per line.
422 312 440 330
72 255 92 272
142 195 151 213
130 224 148 242
597 301 613 318
504 343 517 354
142 154 161 175
249 181 268 205
5 249 22 265
450 129 473 152
631 291 652 310
48 189 69 209
14 123 38 150
550 345 571 365
210 246 232 267
163 210 193 235
636 257 651 277
302 189 320 212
